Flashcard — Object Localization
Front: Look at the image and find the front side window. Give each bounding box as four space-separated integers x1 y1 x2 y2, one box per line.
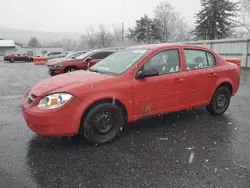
184 49 216 70
76 51 94 60
143 49 180 75
100 52 115 59
71 52 81 58
90 52 102 60
89 49 149 75
90 52 114 60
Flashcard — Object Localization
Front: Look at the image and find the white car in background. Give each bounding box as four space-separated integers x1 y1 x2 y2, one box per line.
44 52 65 59
46 51 87 65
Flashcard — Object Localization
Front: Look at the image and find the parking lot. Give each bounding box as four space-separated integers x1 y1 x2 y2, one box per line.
0 61 249 188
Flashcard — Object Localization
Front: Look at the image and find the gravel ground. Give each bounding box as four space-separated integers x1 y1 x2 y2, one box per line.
0 61 250 188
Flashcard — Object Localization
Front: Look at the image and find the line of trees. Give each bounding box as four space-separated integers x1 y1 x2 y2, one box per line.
28 0 250 51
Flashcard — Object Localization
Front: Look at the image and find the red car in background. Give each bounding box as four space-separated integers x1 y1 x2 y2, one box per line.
22 44 240 144
47 49 116 76
4 53 33 63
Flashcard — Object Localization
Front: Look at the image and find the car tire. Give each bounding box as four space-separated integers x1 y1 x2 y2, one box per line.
65 67 77 73
82 103 125 144
10 58 14 63
206 86 231 116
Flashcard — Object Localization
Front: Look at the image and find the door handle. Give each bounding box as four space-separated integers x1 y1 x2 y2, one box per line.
173 78 184 83
208 73 218 77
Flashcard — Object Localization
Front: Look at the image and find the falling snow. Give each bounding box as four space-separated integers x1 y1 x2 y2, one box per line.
188 152 195 164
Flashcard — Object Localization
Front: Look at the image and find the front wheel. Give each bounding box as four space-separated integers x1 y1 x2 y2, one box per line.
9 58 14 63
82 103 125 144
65 67 77 73
206 86 231 116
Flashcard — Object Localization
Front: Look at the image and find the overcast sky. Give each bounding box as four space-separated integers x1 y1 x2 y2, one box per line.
0 0 201 33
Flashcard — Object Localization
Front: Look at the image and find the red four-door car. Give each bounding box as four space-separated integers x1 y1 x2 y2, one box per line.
47 49 116 76
4 53 33 63
22 44 240 144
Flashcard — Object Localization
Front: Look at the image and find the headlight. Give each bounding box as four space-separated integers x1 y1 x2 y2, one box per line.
52 64 61 68
37 93 73 109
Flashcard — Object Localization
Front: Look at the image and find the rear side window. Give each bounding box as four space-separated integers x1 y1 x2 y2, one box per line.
206 52 216 66
184 49 216 70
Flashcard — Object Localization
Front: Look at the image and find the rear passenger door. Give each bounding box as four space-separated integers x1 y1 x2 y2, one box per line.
183 49 218 106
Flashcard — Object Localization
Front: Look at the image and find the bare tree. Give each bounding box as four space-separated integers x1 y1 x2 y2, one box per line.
81 26 97 49
240 0 250 33
53 38 78 51
96 24 113 48
28 37 41 48
112 24 122 42
154 1 192 42
154 1 175 42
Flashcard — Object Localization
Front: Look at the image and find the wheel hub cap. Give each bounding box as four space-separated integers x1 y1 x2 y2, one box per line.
216 94 226 108
93 112 114 134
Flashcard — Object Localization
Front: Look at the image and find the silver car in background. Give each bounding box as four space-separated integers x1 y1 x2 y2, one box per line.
46 50 87 65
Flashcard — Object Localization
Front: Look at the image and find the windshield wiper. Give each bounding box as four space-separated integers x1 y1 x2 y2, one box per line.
89 69 100 73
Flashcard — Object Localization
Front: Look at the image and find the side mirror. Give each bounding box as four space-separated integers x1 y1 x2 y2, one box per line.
85 57 92 62
136 68 159 79
72 56 75 59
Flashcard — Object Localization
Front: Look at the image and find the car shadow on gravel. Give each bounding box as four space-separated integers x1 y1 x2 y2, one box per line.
25 107 234 188
26 107 232 150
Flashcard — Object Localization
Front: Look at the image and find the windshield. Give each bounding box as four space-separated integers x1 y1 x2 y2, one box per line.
89 49 149 75
65 51 75 58
75 51 93 59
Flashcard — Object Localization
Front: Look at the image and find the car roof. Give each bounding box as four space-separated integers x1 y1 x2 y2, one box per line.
126 43 210 51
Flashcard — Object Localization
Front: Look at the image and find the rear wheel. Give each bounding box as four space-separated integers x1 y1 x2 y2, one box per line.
65 66 77 73
81 103 125 144
206 86 231 116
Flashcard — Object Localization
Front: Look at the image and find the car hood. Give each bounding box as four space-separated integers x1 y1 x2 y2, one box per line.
47 58 72 65
30 70 111 97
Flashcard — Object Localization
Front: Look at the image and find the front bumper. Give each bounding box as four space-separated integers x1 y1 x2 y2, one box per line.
48 68 64 76
22 94 83 136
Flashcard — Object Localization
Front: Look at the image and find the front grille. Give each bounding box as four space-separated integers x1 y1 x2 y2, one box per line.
27 93 37 105
29 124 55 133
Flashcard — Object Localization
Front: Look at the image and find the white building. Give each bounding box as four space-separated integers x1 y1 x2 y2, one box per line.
0 40 16 60
0 38 63 61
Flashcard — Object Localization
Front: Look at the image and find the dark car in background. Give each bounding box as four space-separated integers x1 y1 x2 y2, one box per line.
4 53 33 63
47 49 116 76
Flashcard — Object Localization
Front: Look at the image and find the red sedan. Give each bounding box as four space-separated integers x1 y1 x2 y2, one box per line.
4 53 33 62
22 44 240 144
47 49 116 76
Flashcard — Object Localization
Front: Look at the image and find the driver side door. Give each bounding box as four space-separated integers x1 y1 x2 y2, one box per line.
132 49 187 117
